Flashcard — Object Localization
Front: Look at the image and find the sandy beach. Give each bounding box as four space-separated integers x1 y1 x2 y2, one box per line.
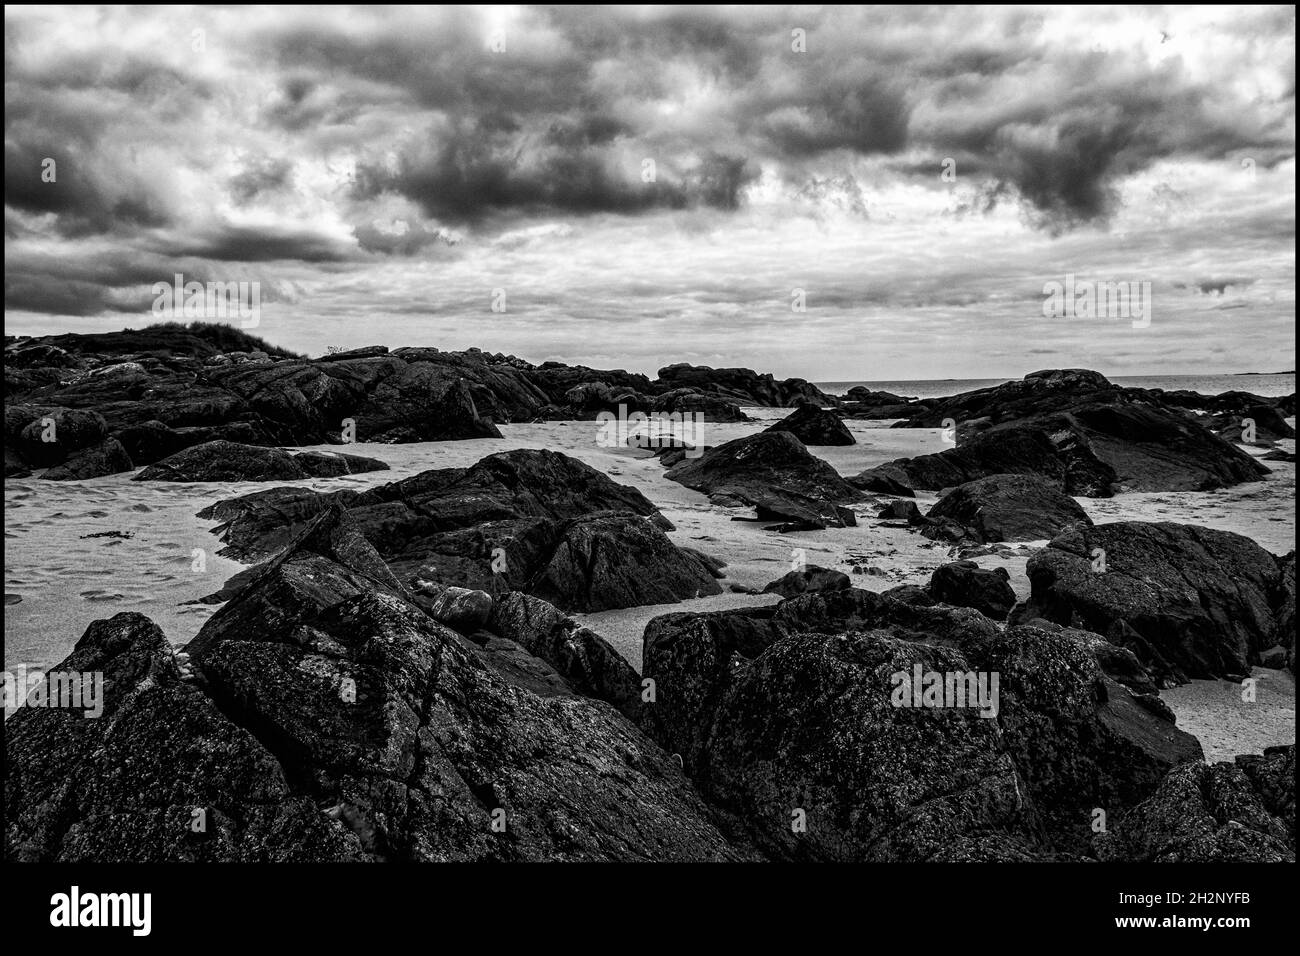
7 408 1294 763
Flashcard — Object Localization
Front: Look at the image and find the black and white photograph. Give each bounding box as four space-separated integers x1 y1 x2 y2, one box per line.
3 2 1294 928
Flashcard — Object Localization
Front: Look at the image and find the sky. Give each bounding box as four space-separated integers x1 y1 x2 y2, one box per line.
4 4 1295 380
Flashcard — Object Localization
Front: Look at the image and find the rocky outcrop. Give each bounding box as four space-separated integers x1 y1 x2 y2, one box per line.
1094 746 1295 862
923 473 1093 543
928 561 1015 620
134 440 389 481
4 506 744 862
199 449 721 612
838 386 928 420
657 363 835 407
486 591 644 721
868 371 1272 495
853 425 1116 497
5 405 136 480
761 565 851 598
764 404 855 445
1010 522 1287 684
639 587 1204 859
663 431 862 530
1206 404 1296 445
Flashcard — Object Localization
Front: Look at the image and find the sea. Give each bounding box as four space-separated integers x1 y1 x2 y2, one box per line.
815 373 1296 400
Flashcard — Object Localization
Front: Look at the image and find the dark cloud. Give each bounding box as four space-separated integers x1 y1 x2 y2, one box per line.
171 226 352 263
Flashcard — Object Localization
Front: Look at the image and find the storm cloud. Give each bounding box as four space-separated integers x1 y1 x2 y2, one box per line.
4 5 1294 378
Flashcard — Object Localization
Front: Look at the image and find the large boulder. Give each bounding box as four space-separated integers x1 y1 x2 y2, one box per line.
39 438 134 481
764 404 855 446
4 611 365 862
853 425 1116 497
761 565 852 598
640 588 1203 858
877 370 1270 494
1011 522 1286 684
487 591 644 721
664 430 861 530
198 449 718 613
656 363 835 407
134 440 388 481
1094 747 1295 862
923 473 1093 543
5 505 745 862
928 561 1015 620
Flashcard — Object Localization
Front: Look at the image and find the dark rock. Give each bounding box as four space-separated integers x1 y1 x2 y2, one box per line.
928 561 1015 620
487 591 643 721
1275 552 1295 672
876 500 924 521
199 450 717 613
528 511 723 612
63 505 743 863
640 587 1202 859
664 431 861 529
39 439 134 481
474 635 575 699
881 370 1271 494
853 425 1112 496
923 473 1093 543
1012 522 1285 684
765 404 855 446
414 585 494 633
761 565 851 598
134 440 389 482
4 611 366 862
656 363 835 407
1094 747 1295 862
1206 404 1295 445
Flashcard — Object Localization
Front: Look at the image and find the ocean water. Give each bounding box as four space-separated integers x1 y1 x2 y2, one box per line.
817 373 1296 400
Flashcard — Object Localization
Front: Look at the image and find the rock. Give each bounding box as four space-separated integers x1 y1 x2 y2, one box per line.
1207 404 1296 445
415 585 494 633
650 388 748 423
1011 522 1285 684
764 404 855 446
199 450 717 613
876 500 924 521
701 629 1037 860
1263 448 1297 462
39 439 134 480
761 565 852 598
474 635 575 699
1274 552 1295 672
881 371 1270 494
928 561 1015 620
134 440 389 482
664 431 861 529
529 512 723 612
487 591 643 720
640 588 1202 857
5 504 750 863
1094 747 1295 862
656 363 835 407
290 450 391 478
922 473 1092 543
853 425 1113 496
1260 645 1289 669
4 611 366 862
